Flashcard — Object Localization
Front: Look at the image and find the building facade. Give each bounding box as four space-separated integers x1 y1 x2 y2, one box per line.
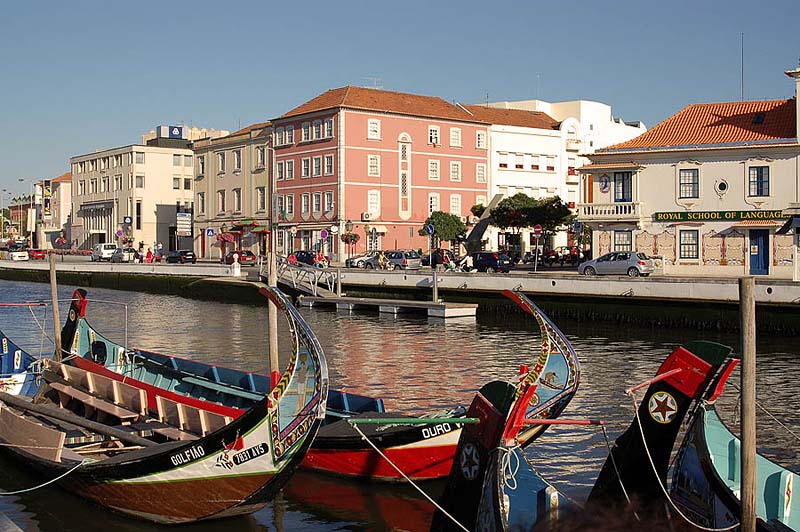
70 131 197 252
578 67 800 278
270 86 490 260
191 122 271 259
40 172 72 248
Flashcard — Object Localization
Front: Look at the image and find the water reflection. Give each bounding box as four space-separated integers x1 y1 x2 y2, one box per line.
0 280 798 530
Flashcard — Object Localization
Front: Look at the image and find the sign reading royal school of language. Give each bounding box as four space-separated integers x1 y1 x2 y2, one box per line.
653 210 786 222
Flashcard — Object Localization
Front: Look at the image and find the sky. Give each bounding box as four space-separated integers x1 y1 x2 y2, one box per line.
1 0 799 196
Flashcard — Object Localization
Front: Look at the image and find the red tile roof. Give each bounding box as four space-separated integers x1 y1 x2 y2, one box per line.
603 99 796 152
463 105 558 129
51 172 72 183
577 162 640 171
230 121 271 137
279 86 483 123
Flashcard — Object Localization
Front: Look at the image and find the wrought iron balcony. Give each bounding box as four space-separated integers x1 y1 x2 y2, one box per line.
576 202 642 221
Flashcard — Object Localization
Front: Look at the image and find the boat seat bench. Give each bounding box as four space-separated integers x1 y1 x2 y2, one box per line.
48 382 140 423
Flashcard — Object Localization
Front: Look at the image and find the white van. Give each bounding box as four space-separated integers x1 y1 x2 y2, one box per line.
91 243 117 261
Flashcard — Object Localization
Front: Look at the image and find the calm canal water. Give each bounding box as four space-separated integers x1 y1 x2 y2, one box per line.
0 279 797 531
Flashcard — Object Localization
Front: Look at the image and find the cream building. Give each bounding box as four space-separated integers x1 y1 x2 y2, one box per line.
70 127 206 251
578 67 800 278
465 100 645 254
191 122 271 259
39 172 72 248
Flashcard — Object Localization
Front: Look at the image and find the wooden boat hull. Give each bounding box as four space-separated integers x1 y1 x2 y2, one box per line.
0 331 39 396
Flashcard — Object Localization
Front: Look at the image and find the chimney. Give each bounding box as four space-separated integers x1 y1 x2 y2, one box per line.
786 66 800 143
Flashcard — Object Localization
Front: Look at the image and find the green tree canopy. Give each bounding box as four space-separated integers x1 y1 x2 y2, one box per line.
419 211 467 243
490 194 573 235
470 204 486 218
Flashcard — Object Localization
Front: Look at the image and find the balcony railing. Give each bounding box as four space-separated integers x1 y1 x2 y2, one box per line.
566 139 582 152
577 202 642 221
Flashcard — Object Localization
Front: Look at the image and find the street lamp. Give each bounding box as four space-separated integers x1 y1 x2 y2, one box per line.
345 219 353 260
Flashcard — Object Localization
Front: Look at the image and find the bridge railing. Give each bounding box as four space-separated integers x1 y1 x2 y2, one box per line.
258 254 340 296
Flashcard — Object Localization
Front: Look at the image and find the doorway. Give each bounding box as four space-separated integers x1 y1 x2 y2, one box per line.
748 229 769 275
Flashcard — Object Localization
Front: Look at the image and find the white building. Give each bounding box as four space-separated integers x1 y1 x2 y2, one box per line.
578 67 800 279
465 100 645 254
70 126 205 251
39 172 72 248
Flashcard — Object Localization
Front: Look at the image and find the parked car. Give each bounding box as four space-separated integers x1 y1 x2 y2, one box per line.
222 250 257 266
364 250 422 270
421 249 456 267
27 248 47 260
544 246 585 266
90 243 118 262
166 250 197 264
578 251 654 277
110 247 136 263
6 245 29 261
291 250 329 268
472 251 513 273
345 251 378 268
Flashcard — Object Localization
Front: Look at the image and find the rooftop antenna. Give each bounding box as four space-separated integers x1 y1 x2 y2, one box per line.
537 73 541 100
741 33 744 101
485 92 489 107
364 76 383 89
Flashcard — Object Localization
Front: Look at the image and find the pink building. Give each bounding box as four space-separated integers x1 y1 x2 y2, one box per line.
271 86 490 260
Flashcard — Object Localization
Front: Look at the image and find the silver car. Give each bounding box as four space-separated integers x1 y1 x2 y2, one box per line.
364 250 422 270
579 251 654 277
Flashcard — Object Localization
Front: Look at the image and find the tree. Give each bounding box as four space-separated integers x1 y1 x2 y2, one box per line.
490 193 538 232
471 204 486 218
419 211 467 244
528 196 573 236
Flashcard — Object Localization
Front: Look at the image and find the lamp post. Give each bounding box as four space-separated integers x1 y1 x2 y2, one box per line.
345 219 353 261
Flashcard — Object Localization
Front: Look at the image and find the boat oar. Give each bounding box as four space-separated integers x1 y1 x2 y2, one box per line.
0 392 157 448
347 417 479 425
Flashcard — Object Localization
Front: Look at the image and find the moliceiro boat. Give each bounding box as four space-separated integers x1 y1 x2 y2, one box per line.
0 287 328 524
59 288 578 483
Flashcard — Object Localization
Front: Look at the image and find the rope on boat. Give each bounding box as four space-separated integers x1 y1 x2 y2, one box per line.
498 446 520 491
627 392 739 532
0 458 87 495
348 421 470 532
730 383 800 444
598 423 640 521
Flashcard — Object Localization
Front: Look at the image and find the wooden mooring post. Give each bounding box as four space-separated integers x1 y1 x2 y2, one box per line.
49 253 62 362
432 270 439 303
739 276 756 532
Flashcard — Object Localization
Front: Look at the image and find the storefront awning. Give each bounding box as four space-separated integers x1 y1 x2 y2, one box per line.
731 220 783 228
577 161 642 173
368 225 388 234
250 226 269 233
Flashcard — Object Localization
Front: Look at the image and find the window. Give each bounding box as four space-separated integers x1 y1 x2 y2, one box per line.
114 174 122 190
135 175 144 188
78 180 85 195
217 190 226 212
197 192 205 214
275 127 285 145
450 194 461 216
184 154 192 167
127 174 133 188
368 190 380 214
233 150 242 171
515 154 524 169
324 191 334 212
324 154 334 175
217 152 226 173
277 231 284 248
428 126 440 145
173 177 180 189
499 153 508 168
286 194 294 215
313 192 322 212
450 161 462 181
135 200 142 229
450 128 461 147
313 156 322 177
276 161 284 180
476 194 487 206
301 158 310 178
135 152 144 164
285 160 294 180
286 125 294 144
614 230 632 251
313 120 322 139
101 176 109 192
114 154 122 167
679 168 699 199
614 172 632 202
368 155 381 177
324 118 334 138
428 160 440 180
184 178 191 190
748 166 769 197
173 154 181 166
301 193 310 213
90 178 97 194
531 155 540 170
256 147 266 168
476 163 487 183
679 230 699 259
301 122 310 141
428 193 440 214
233 189 241 212
256 187 266 211
400 144 408 162
476 131 486 149
198 156 205 175
277 195 285 218
368 119 381 139
546 156 555 171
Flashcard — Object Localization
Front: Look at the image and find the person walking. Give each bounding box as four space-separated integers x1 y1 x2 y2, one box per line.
145 247 153 264
378 250 387 270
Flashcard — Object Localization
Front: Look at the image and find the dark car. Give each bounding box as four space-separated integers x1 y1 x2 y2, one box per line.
472 251 513 273
544 246 585 266
166 249 197 264
291 250 329 268
222 250 257 266
421 249 455 267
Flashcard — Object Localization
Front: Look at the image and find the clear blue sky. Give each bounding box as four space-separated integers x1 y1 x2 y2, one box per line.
1 0 799 195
